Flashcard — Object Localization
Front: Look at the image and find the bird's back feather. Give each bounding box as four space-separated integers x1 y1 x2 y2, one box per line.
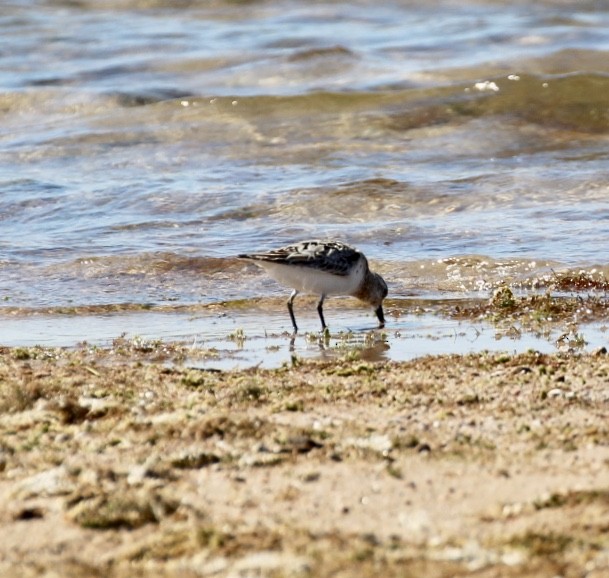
239 240 364 277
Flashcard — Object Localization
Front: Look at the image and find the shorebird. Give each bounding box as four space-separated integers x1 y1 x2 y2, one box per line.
239 240 388 333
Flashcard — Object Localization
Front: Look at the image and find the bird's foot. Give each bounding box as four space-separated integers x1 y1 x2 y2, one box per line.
319 326 331 346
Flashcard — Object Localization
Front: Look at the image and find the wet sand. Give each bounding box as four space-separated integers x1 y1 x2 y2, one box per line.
1 340 608 577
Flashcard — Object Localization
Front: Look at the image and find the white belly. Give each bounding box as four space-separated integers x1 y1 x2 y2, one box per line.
258 261 365 296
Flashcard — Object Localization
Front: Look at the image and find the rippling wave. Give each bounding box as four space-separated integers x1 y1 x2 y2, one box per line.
1 0 609 318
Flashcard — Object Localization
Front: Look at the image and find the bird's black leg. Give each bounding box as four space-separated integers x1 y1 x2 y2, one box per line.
317 294 327 331
375 305 385 328
287 289 299 333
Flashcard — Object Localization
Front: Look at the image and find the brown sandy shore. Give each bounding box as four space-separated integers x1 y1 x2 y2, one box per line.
1 342 609 578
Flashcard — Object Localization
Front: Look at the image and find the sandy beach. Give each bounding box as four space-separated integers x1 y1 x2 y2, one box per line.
1 341 608 577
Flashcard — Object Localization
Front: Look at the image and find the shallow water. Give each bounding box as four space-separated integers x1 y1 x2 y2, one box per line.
2 0 609 359
2 303 606 369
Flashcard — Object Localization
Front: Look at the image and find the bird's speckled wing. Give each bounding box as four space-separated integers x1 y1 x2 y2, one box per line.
239 240 363 276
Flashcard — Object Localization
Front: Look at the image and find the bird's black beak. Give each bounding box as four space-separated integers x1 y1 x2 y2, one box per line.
375 305 385 328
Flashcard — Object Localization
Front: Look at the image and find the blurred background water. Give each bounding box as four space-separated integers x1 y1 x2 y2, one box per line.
1 0 609 349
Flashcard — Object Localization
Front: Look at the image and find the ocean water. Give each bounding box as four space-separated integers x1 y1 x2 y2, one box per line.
2 0 609 358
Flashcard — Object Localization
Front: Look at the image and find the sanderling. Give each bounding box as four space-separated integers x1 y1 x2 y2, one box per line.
239 240 388 333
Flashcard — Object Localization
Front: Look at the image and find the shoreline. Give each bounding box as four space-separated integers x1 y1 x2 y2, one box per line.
1 346 608 577
2 290 609 367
